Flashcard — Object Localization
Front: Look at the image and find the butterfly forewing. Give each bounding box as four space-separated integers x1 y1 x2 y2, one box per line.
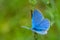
32 10 44 28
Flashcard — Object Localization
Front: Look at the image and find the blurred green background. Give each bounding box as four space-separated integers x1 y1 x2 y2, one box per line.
0 0 60 40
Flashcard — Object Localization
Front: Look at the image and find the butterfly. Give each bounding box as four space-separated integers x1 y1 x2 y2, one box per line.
32 9 50 35
22 9 50 35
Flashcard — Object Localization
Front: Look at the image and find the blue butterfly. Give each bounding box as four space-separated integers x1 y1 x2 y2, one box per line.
22 9 50 35
32 9 50 35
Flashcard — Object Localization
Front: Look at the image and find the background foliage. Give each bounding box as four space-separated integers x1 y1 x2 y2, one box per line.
0 0 60 40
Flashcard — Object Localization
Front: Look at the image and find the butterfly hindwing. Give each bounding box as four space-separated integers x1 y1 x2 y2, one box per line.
39 19 50 31
32 19 50 34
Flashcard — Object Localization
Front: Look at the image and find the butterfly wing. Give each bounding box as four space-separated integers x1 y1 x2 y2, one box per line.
32 10 44 28
39 19 50 31
32 19 50 34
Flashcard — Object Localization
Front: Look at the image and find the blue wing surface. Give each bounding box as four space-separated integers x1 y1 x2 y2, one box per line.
32 19 50 31
32 10 44 28
39 19 50 31
32 19 50 35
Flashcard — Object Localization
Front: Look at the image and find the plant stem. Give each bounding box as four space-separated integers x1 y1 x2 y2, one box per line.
34 32 38 40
